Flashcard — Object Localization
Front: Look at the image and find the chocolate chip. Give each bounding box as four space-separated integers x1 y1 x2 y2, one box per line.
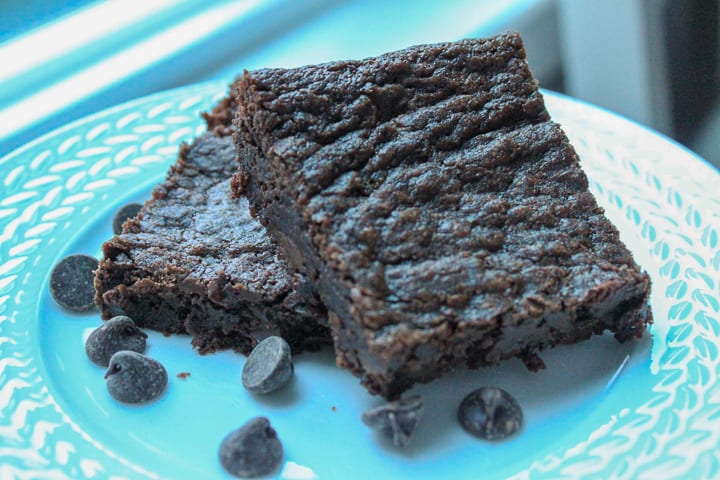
112 203 142 234
49 254 98 311
104 351 167 404
457 387 523 440
242 336 293 394
219 417 283 478
361 395 423 448
85 316 148 367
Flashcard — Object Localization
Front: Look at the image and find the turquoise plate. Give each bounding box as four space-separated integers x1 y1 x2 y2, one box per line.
1 82 719 479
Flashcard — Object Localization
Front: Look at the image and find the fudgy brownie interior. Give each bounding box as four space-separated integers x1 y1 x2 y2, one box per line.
94 95 330 355
233 33 652 398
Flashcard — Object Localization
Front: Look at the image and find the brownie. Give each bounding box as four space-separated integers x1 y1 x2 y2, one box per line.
94 96 330 355
233 33 652 398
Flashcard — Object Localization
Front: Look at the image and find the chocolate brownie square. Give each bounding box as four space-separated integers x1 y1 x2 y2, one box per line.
233 33 652 398
94 95 330 355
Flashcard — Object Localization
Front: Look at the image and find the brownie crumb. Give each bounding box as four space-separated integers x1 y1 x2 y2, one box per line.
520 352 546 371
177 372 191 380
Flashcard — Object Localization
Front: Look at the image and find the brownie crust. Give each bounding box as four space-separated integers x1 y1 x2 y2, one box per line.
234 33 652 398
94 99 330 355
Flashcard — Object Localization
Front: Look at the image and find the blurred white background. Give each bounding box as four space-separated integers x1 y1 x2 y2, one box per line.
0 0 718 169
